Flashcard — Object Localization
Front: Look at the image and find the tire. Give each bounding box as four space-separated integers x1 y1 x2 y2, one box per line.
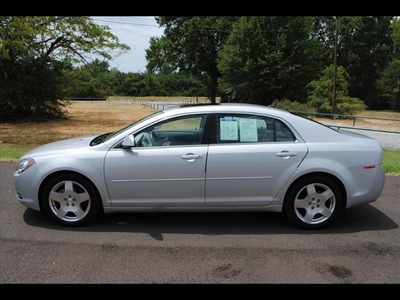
283 175 342 229
41 173 101 226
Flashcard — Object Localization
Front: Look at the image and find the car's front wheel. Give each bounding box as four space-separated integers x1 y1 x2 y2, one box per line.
283 175 342 229
41 173 101 226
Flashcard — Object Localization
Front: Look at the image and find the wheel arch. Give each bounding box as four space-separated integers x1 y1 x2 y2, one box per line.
38 170 104 213
285 172 347 209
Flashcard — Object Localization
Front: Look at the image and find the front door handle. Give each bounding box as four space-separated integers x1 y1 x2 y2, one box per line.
181 153 203 161
276 151 297 159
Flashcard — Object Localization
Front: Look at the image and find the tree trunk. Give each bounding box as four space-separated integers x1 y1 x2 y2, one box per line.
209 72 218 104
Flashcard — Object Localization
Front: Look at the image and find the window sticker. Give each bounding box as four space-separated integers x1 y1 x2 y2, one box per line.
239 118 258 142
220 117 238 141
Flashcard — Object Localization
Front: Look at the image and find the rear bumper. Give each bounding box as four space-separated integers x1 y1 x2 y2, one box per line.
346 166 385 208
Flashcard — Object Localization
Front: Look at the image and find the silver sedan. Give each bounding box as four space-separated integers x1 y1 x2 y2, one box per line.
14 103 385 229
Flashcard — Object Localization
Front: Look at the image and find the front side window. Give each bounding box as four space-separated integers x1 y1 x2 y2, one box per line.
134 115 206 147
216 114 296 144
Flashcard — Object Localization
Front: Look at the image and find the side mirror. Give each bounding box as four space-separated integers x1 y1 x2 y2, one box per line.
122 135 135 149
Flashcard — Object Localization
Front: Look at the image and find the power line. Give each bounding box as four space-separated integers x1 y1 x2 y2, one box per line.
91 17 160 28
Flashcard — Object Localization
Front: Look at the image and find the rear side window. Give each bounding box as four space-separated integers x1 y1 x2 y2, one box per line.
215 114 296 144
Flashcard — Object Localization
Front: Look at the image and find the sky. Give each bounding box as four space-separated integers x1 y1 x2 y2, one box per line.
91 16 165 73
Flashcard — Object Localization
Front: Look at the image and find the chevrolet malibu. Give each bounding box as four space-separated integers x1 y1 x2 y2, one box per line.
14 103 385 229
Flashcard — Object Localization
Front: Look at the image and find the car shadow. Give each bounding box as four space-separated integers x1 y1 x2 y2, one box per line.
23 204 398 240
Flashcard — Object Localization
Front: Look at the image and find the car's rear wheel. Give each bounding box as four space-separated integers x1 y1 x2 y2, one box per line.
283 175 342 229
41 173 101 226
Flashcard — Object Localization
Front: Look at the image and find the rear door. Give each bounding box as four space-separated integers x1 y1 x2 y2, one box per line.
205 113 308 206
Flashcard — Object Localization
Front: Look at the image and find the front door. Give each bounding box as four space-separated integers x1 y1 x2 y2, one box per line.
104 114 208 207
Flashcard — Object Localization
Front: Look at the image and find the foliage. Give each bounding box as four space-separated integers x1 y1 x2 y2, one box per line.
149 17 238 103
307 65 366 115
64 59 114 98
103 70 207 97
1 56 70 121
311 16 394 109
393 17 400 57
377 58 400 111
145 37 176 75
0 16 129 121
218 16 326 105
147 16 395 110
273 99 315 113
156 73 207 96
377 18 400 112
0 16 129 63
1 16 399 122
329 17 393 110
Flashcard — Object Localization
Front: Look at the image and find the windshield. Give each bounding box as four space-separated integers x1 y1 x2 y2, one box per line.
90 132 113 146
100 110 164 144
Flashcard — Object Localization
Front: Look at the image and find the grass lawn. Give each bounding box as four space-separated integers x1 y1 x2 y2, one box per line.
0 144 34 162
383 148 400 175
1 98 399 175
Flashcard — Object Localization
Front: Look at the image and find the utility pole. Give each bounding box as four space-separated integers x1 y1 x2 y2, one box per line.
332 17 338 116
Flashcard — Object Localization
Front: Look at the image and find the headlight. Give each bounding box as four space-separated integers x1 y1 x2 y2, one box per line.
16 158 36 174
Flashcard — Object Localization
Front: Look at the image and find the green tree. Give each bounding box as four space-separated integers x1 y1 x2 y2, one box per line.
307 65 365 115
145 37 176 75
0 56 71 121
0 16 129 121
273 99 314 113
376 18 400 111
149 16 238 103
109 71 207 97
218 16 325 105
64 59 114 98
392 17 400 56
299 16 396 110
314 16 394 109
157 73 207 96
377 59 400 111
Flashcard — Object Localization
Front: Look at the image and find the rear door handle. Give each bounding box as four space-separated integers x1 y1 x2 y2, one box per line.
276 151 297 159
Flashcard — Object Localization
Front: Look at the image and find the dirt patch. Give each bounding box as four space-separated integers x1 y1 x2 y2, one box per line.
362 241 393 255
100 243 119 253
329 265 353 279
213 263 242 279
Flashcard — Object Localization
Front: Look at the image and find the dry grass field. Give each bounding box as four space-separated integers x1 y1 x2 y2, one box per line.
0 100 156 146
0 96 213 146
1 97 399 174
0 97 399 159
313 112 400 132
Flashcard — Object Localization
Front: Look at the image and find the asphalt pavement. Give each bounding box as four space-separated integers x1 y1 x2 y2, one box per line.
1 161 399 284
